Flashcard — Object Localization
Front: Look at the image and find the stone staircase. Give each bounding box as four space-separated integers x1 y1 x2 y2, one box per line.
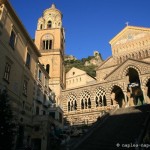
16 147 25 150
71 104 150 150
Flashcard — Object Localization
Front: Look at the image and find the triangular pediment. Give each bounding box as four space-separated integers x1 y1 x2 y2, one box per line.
104 59 150 81
66 67 86 78
96 57 117 70
109 26 150 46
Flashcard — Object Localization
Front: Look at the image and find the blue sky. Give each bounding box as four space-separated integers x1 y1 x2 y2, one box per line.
9 0 150 60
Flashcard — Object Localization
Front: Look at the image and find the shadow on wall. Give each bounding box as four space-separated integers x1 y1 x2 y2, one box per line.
72 104 150 150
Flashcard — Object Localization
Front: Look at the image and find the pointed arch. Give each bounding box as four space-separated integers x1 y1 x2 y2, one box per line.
122 65 141 78
80 90 91 110
46 64 50 74
67 93 77 111
94 87 106 107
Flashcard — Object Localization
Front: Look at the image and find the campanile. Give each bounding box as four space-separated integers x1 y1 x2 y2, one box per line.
35 4 65 105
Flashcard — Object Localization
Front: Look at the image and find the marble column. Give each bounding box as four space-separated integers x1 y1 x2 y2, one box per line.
106 92 112 106
123 91 128 107
141 86 148 104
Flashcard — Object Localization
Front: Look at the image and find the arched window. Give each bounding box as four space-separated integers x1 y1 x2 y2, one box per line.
139 52 142 59
95 87 106 107
36 106 39 115
68 101 70 111
74 100 77 110
40 24 43 29
80 90 91 110
46 64 50 74
42 34 53 50
47 21 52 29
43 40 52 50
88 98 91 108
67 94 77 111
81 99 84 109
120 57 122 63
145 50 148 57
43 110 46 115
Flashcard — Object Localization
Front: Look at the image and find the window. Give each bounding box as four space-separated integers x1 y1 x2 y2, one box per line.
38 70 42 81
46 64 50 74
43 94 46 104
43 40 52 50
47 21 52 29
43 110 46 115
3 63 11 82
22 101 25 109
49 112 55 119
9 30 16 49
59 112 62 123
45 77 48 87
95 88 106 107
42 34 53 50
40 24 43 29
80 90 91 109
23 80 28 96
36 106 39 115
67 94 77 111
25 52 31 69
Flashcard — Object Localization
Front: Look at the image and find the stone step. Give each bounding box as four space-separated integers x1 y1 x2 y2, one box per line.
74 104 150 150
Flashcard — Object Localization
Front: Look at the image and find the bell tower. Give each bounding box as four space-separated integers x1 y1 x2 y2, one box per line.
35 4 65 106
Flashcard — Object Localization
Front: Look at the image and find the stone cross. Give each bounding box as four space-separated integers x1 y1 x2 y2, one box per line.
125 22 129 26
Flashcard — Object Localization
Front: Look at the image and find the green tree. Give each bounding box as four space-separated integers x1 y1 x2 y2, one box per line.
0 89 16 150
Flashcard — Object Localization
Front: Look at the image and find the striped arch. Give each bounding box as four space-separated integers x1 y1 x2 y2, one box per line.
122 65 141 78
142 76 150 87
108 83 124 93
142 76 150 101
79 90 91 109
109 84 125 108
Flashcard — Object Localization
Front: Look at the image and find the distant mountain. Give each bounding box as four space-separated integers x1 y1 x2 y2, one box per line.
64 51 103 77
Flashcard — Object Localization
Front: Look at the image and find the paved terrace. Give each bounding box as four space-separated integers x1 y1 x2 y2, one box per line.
70 104 150 150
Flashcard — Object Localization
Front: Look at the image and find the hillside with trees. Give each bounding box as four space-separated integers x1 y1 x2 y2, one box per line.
64 51 103 77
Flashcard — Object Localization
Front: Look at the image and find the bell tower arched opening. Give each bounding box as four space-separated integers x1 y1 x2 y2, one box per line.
47 20 52 29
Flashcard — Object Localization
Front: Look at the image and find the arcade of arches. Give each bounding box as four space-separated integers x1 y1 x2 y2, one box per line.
61 26 150 126
62 66 150 125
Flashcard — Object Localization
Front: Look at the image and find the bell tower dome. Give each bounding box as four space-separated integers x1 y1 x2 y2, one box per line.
37 4 63 30
34 4 65 106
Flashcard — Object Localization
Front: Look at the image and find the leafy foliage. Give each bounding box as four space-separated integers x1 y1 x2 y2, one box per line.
0 89 17 150
64 58 97 77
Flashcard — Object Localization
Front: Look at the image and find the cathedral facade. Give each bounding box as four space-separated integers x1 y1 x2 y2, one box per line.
61 26 150 126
